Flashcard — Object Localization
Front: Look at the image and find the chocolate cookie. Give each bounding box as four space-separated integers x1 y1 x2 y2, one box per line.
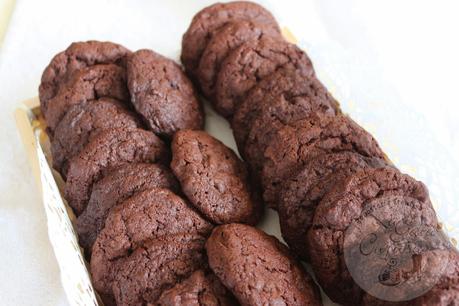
112 233 208 306
216 36 315 118
171 130 261 224
76 163 179 256
206 224 322 306
233 68 339 161
44 64 129 132
51 98 140 177
90 188 212 304
278 152 387 261
64 127 168 215
39 40 130 118
155 269 237 306
197 20 281 102
127 49 204 137
181 1 279 80
261 113 386 208
361 250 459 305
308 167 438 305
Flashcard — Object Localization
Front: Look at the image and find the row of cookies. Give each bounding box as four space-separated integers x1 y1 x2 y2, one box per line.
38 40 321 305
38 41 205 305
182 1 458 305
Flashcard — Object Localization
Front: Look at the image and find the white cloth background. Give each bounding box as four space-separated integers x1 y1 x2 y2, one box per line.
0 1 458 305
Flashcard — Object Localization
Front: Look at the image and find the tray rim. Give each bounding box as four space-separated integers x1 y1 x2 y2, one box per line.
14 97 101 306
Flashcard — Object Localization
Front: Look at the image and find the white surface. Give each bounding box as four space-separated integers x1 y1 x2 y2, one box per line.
0 0 458 305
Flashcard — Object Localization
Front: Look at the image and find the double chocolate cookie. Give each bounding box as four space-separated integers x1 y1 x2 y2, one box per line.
278 152 387 261
206 224 322 305
197 20 281 102
90 188 212 304
39 40 130 118
308 167 439 305
76 163 179 256
216 36 315 117
155 269 237 306
261 113 386 208
181 1 279 80
234 68 339 168
127 49 204 137
171 130 261 224
51 98 141 177
64 127 168 215
112 233 208 306
44 64 129 132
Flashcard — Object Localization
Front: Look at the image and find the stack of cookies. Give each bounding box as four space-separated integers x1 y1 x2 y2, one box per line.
39 35 321 304
183 1 458 306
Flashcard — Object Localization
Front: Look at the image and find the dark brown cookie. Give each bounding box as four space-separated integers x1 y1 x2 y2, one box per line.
44 64 129 132
216 36 315 118
171 130 261 225
278 152 388 262
112 233 208 306
64 127 168 215
233 68 339 161
181 1 279 80
197 20 281 102
51 98 141 177
127 49 204 138
155 269 237 306
260 113 386 208
308 167 439 305
76 163 179 257
39 40 130 118
206 224 322 306
90 188 212 304
361 250 459 305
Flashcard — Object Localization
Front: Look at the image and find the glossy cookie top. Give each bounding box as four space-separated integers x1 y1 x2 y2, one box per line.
181 1 279 80
39 41 130 119
127 49 204 138
64 127 168 215
206 224 322 306
171 130 261 225
76 163 179 256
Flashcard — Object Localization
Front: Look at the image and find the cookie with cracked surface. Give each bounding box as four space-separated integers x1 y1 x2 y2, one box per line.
181 1 279 81
278 152 388 261
308 167 438 305
171 130 261 225
197 20 281 103
39 40 130 118
361 250 459 305
64 127 168 215
206 224 322 306
90 188 212 305
127 49 204 138
236 69 339 170
76 163 179 257
51 98 141 177
216 36 315 118
112 233 208 306
155 269 237 306
261 113 386 208
44 64 129 132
